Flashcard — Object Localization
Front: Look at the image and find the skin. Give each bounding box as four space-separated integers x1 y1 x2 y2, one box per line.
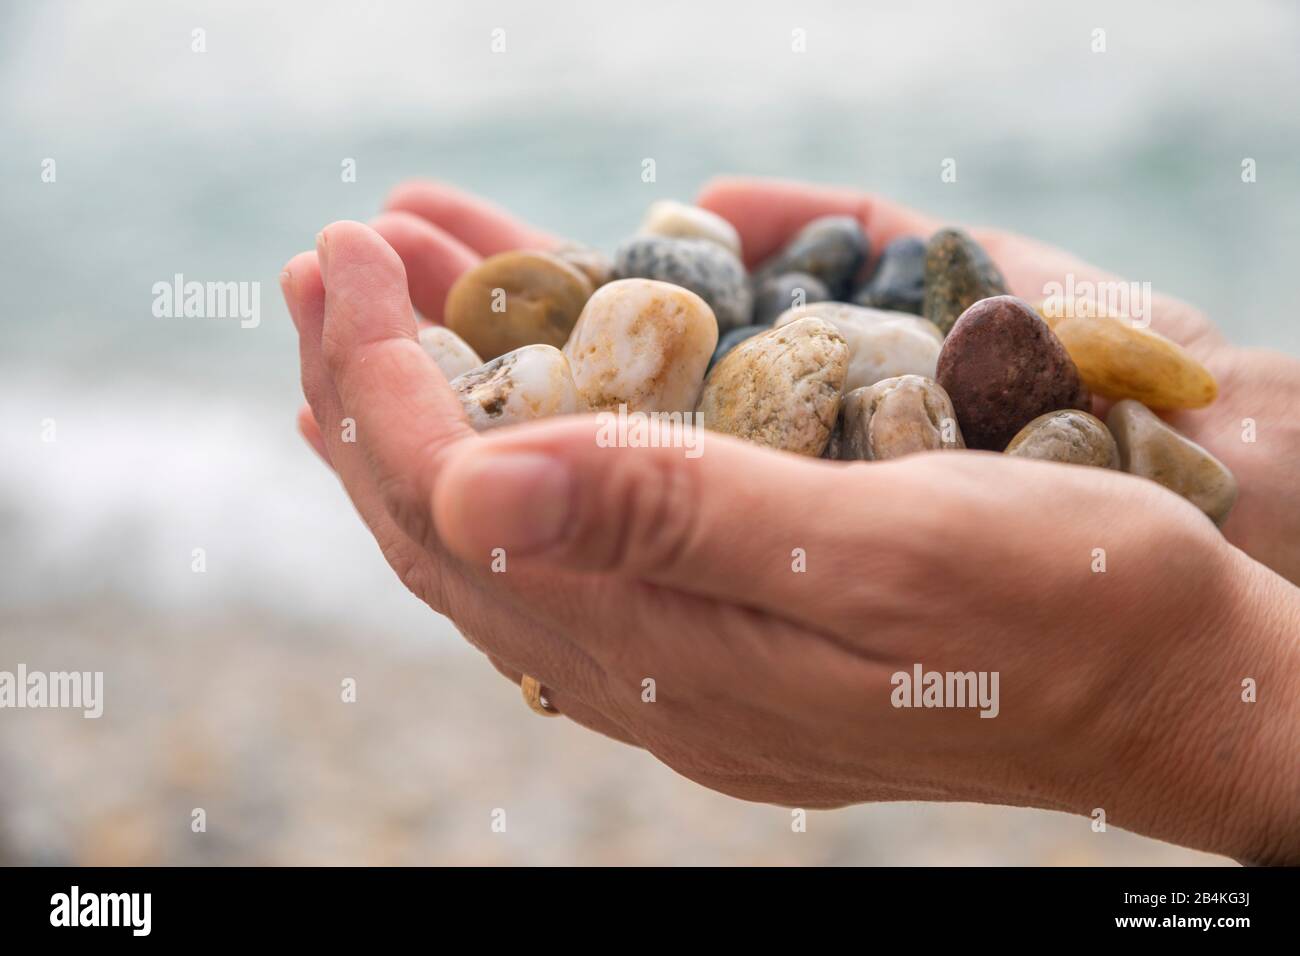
282 177 1300 864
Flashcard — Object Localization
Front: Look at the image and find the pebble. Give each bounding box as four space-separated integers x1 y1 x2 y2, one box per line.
563 278 717 414
450 344 582 431
639 200 743 258
854 236 927 314
774 302 943 392
1004 410 1119 469
709 323 768 370
835 375 964 461
1036 299 1218 409
552 242 615 288
752 271 830 326
444 250 593 360
936 295 1090 451
417 325 483 380
922 228 1008 335
1106 400 1237 525
753 215 868 297
697 316 848 456
613 235 753 333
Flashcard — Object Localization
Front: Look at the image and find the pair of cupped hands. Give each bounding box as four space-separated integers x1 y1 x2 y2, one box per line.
281 177 1300 864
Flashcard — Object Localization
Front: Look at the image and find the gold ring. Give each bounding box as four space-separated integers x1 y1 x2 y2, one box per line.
521 674 560 717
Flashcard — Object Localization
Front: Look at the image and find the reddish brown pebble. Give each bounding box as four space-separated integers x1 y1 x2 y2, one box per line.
936 295 1090 451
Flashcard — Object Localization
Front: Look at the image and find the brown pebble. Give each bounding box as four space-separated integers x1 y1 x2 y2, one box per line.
936 295 1090 451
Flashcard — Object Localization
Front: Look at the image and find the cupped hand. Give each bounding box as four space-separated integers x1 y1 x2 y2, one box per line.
281 179 1300 864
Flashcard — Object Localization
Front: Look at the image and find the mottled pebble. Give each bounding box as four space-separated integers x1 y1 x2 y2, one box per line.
836 375 964 461
450 344 582 431
564 278 717 414
418 325 483 380
1036 299 1217 409
613 235 752 332
639 200 742 258
922 228 1008 335
854 236 927 315
444 251 593 360
936 295 1090 451
774 302 942 392
754 215 868 297
1106 400 1237 525
552 242 615 288
1004 409 1119 469
697 316 848 456
752 271 830 326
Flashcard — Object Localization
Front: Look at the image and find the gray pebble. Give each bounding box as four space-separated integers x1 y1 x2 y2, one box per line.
751 271 830 326
613 235 752 333
754 215 868 297
854 236 926 315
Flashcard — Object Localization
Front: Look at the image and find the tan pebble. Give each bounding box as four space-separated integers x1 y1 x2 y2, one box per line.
1106 399 1237 525
552 242 614 288
697 316 848 456
1004 409 1119 469
1037 298 1217 409
417 325 483 380
836 375 964 461
444 251 593 360
639 200 742 258
563 278 717 414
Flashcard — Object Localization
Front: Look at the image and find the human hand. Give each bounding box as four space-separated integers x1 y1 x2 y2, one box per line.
281 179 1300 863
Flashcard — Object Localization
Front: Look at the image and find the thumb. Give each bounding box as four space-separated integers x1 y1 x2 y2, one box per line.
431 415 884 623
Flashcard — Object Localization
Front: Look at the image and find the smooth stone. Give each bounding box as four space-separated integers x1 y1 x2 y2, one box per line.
836 375 964 461
922 228 1008 335
613 235 753 333
696 316 848 456
444 250 593 360
754 215 868 297
936 295 1091 451
772 301 944 344
450 344 581 431
752 271 830 326
638 200 742 258
1004 410 1119 469
709 323 768 371
853 236 926 315
774 302 942 392
1035 299 1218 409
563 278 717 414
1106 400 1237 525
552 242 614 288
417 325 483 380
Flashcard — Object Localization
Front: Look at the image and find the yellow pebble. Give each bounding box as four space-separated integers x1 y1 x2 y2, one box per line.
1035 299 1217 409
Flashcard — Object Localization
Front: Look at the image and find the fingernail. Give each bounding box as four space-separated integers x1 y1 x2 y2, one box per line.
459 451 571 554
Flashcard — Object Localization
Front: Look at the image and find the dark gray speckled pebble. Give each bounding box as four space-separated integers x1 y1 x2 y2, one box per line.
854 236 926 315
922 228 1008 336
754 215 868 298
752 272 830 326
613 235 752 333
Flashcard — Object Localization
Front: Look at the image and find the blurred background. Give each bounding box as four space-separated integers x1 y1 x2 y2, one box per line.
2 0 1297 865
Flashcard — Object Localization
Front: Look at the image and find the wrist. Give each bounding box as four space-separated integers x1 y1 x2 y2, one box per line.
1104 541 1300 863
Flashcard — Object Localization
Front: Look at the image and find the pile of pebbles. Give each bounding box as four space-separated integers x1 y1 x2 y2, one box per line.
422 200 1236 526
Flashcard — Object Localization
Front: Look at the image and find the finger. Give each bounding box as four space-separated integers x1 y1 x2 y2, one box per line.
697 175 942 269
385 179 559 257
430 415 906 630
369 210 480 324
297 403 331 465
316 220 478 552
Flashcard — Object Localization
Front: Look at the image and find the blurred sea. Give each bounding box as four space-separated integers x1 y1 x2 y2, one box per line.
1 0 1295 864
